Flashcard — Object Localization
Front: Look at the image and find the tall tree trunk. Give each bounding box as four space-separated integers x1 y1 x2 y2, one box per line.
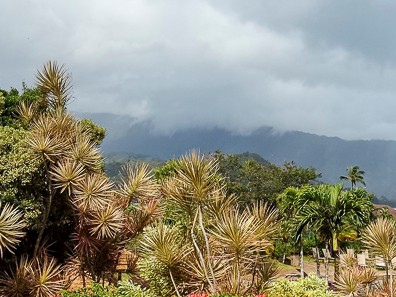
315 246 321 277
324 242 329 286
332 232 339 282
300 244 304 279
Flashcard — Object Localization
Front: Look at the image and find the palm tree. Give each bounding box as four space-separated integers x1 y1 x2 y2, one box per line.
340 165 366 189
293 184 372 280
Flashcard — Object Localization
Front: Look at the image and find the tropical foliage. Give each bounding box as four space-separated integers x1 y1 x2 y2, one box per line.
0 62 391 297
340 165 366 189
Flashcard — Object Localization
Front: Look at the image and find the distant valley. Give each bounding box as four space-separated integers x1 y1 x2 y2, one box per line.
75 112 396 201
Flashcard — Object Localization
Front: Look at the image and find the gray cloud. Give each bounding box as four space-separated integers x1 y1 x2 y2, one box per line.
2 0 396 140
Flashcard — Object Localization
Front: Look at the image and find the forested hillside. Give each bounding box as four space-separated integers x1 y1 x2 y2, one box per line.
78 112 396 199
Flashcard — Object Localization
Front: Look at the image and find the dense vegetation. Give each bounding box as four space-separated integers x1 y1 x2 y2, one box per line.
0 62 395 297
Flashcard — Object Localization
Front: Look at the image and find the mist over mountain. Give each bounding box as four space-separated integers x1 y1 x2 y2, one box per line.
75 112 396 199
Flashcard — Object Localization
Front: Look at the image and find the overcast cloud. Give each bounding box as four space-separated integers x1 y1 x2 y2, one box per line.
2 0 396 140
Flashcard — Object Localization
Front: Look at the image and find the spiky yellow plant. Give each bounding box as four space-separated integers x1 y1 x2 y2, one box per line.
88 204 124 239
249 201 279 241
0 254 63 297
209 207 272 294
17 101 38 126
0 256 31 297
361 217 396 279
36 61 72 110
73 174 114 212
0 203 26 258
29 255 64 297
68 135 102 172
139 223 191 297
50 160 86 195
119 163 159 206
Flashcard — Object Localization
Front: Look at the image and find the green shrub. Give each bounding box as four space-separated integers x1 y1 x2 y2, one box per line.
137 257 173 297
60 282 118 297
117 280 156 297
266 275 340 297
60 281 155 297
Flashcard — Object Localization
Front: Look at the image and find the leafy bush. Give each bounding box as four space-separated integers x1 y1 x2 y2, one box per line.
61 282 118 297
137 257 173 297
118 280 156 297
61 281 155 297
266 275 339 297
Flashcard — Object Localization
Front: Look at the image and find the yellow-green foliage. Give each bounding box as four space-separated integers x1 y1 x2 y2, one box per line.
266 275 340 297
0 126 43 225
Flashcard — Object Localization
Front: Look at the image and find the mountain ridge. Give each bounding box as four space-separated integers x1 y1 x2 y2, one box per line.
74 111 396 199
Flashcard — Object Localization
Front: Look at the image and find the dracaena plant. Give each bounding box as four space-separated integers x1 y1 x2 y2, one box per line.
0 203 26 258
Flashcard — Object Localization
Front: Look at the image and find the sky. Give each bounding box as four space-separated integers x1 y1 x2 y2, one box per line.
2 0 396 140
